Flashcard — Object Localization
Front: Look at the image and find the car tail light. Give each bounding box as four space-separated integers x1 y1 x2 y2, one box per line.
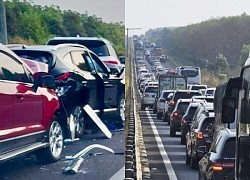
103 60 118 65
56 72 70 80
169 100 175 106
197 132 203 139
173 111 178 118
212 162 223 172
181 119 187 125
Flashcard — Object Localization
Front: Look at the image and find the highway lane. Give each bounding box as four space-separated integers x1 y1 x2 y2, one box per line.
134 53 198 179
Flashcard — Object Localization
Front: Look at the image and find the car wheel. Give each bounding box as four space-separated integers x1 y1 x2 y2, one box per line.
190 157 198 169
153 108 157 114
141 104 145 111
35 116 64 163
163 113 168 122
118 93 125 125
72 106 86 138
170 126 176 137
157 112 161 119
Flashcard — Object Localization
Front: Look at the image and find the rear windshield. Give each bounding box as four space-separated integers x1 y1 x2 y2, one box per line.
13 50 53 67
222 137 235 158
181 70 199 77
188 106 198 117
206 90 214 95
174 92 201 101
201 117 215 130
177 102 190 111
163 92 172 99
145 86 158 93
47 39 110 57
191 86 207 90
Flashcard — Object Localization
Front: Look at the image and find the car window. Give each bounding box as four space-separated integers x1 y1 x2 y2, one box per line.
13 50 53 67
222 137 236 158
89 52 108 74
0 51 31 83
191 86 207 90
82 40 110 57
206 90 214 95
174 92 201 101
71 51 89 71
188 106 198 117
200 117 214 131
210 133 223 153
145 86 158 93
163 92 172 99
177 102 189 111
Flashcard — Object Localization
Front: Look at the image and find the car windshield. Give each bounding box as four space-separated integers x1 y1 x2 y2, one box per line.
191 86 207 90
163 92 172 99
13 50 53 67
145 86 158 93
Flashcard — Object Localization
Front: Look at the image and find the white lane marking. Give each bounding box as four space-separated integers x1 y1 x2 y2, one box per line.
108 166 125 180
145 110 178 180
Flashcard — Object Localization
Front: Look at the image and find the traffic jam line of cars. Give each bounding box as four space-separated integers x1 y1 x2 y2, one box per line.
134 39 236 179
0 36 125 174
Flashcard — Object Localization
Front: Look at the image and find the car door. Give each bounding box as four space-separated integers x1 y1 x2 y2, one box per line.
0 51 43 147
68 51 98 110
87 51 118 109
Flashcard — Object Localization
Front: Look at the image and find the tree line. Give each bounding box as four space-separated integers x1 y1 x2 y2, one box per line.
4 1 125 55
145 14 250 80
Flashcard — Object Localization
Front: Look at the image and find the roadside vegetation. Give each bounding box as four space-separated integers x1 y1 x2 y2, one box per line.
146 14 250 85
4 1 125 55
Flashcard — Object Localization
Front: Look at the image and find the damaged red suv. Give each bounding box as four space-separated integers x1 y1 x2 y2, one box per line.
0 44 64 163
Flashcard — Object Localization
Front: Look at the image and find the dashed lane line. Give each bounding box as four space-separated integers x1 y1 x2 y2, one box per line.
145 110 178 180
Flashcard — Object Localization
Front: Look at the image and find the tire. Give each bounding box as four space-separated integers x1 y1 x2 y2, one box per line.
141 104 146 111
170 126 176 137
190 157 198 169
163 113 168 122
35 117 64 163
186 153 191 165
118 93 125 126
157 113 161 119
72 106 86 138
153 108 157 114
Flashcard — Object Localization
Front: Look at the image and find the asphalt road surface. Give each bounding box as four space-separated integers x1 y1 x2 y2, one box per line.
0 130 124 180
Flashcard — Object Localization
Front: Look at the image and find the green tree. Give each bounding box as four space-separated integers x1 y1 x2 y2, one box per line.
239 44 250 66
215 53 229 74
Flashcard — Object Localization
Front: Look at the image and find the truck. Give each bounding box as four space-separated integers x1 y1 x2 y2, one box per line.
221 55 250 179
152 47 162 59
158 74 187 97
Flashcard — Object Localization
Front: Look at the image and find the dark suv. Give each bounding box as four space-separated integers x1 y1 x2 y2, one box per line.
11 44 125 138
198 129 235 180
186 112 215 169
46 37 124 74
0 44 63 163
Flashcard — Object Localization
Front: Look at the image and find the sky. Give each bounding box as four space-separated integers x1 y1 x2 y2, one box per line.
32 0 125 24
125 0 250 35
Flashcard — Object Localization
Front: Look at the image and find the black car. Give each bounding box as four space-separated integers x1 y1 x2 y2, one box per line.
198 128 235 180
167 90 202 123
186 112 215 169
11 44 125 138
180 102 201 144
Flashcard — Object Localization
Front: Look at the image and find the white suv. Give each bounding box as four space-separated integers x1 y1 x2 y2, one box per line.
141 86 158 110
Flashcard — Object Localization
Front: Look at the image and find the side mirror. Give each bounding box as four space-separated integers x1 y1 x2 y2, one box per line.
33 72 55 92
222 97 236 123
196 146 207 157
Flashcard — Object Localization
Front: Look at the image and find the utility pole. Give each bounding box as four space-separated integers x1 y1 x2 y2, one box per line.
0 0 8 44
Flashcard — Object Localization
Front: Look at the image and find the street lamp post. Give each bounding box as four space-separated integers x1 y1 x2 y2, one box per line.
126 27 141 57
